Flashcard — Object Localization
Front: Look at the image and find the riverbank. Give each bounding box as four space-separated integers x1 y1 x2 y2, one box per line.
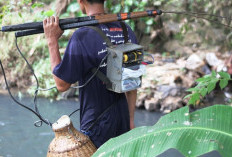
136 50 232 113
1 47 232 114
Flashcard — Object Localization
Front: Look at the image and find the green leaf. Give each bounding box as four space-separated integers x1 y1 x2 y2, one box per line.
67 3 79 13
200 88 208 97
207 81 217 94
43 10 54 17
218 71 231 80
146 18 153 25
211 70 217 77
183 94 193 99
125 0 133 6
195 77 206 82
112 4 121 13
93 105 232 157
219 79 228 89
31 2 44 9
186 88 199 92
18 12 22 18
188 92 200 105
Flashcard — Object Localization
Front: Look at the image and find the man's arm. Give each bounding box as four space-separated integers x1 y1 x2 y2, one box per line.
43 16 71 92
125 89 137 130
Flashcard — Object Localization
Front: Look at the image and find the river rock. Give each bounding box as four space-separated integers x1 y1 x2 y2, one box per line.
160 96 183 113
136 93 147 108
185 54 204 70
205 53 222 67
144 97 160 111
205 53 226 72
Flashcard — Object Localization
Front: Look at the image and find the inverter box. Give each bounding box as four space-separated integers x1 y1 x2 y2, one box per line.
106 43 144 93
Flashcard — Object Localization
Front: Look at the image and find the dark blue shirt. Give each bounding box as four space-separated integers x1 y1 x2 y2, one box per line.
53 22 137 148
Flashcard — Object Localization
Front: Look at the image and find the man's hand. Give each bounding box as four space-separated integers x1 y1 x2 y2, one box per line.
43 16 64 44
43 16 70 92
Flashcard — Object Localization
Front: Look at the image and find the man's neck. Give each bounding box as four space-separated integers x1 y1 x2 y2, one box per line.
85 3 105 16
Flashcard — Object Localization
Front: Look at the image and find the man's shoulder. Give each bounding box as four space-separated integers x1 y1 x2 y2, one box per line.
71 26 101 42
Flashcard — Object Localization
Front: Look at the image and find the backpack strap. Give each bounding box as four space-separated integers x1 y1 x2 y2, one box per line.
87 26 113 47
87 23 129 46
91 68 112 89
86 24 129 87
119 22 129 43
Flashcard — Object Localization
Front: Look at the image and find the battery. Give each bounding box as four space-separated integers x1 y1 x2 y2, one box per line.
123 51 143 63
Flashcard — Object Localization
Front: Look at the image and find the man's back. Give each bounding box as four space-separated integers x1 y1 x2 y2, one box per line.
53 22 137 147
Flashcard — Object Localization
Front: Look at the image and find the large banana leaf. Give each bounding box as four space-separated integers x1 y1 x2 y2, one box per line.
92 105 232 157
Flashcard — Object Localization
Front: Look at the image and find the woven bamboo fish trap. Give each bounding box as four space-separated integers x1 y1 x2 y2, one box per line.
47 115 97 157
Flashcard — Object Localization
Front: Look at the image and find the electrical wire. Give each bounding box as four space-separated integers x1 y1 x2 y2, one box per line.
163 11 232 20
143 53 155 65
0 59 52 127
2 37 109 127
72 52 110 89
15 37 52 127
162 11 232 29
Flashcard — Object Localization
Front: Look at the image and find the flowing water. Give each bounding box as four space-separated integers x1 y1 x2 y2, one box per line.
0 94 221 157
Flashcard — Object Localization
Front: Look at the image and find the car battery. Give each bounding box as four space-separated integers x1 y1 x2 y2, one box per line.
106 43 144 93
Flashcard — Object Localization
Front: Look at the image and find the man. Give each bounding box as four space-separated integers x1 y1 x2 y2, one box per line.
43 0 137 148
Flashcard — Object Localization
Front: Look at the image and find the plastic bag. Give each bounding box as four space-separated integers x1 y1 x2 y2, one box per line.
122 78 141 91
122 65 146 80
121 65 146 91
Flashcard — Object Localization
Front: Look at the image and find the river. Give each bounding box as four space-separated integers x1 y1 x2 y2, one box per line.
0 94 221 157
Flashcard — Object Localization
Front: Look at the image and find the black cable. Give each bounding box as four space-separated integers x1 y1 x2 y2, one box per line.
162 11 232 29
15 37 52 127
10 37 109 126
15 37 39 112
72 52 110 89
69 109 80 117
0 59 51 126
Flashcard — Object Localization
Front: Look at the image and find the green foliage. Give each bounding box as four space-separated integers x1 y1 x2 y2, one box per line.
0 1 57 97
42 9 55 17
60 0 83 18
184 71 231 105
29 58 58 98
93 105 232 157
105 0 155 32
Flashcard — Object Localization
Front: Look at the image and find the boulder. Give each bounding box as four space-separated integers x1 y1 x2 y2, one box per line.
160 96 183 113
144 97 160 111
185 54 204 70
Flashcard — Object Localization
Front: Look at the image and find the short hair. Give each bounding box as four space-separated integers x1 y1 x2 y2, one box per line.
87 0 105 4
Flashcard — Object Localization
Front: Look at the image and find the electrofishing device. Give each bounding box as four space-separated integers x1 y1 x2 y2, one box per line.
106 43 144 93
88 22 146 93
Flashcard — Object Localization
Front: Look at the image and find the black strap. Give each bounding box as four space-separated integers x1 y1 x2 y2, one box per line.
87 23 129 46
91 68 112 89
120 22 129 43
87 24 129 87
87 26 113 47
